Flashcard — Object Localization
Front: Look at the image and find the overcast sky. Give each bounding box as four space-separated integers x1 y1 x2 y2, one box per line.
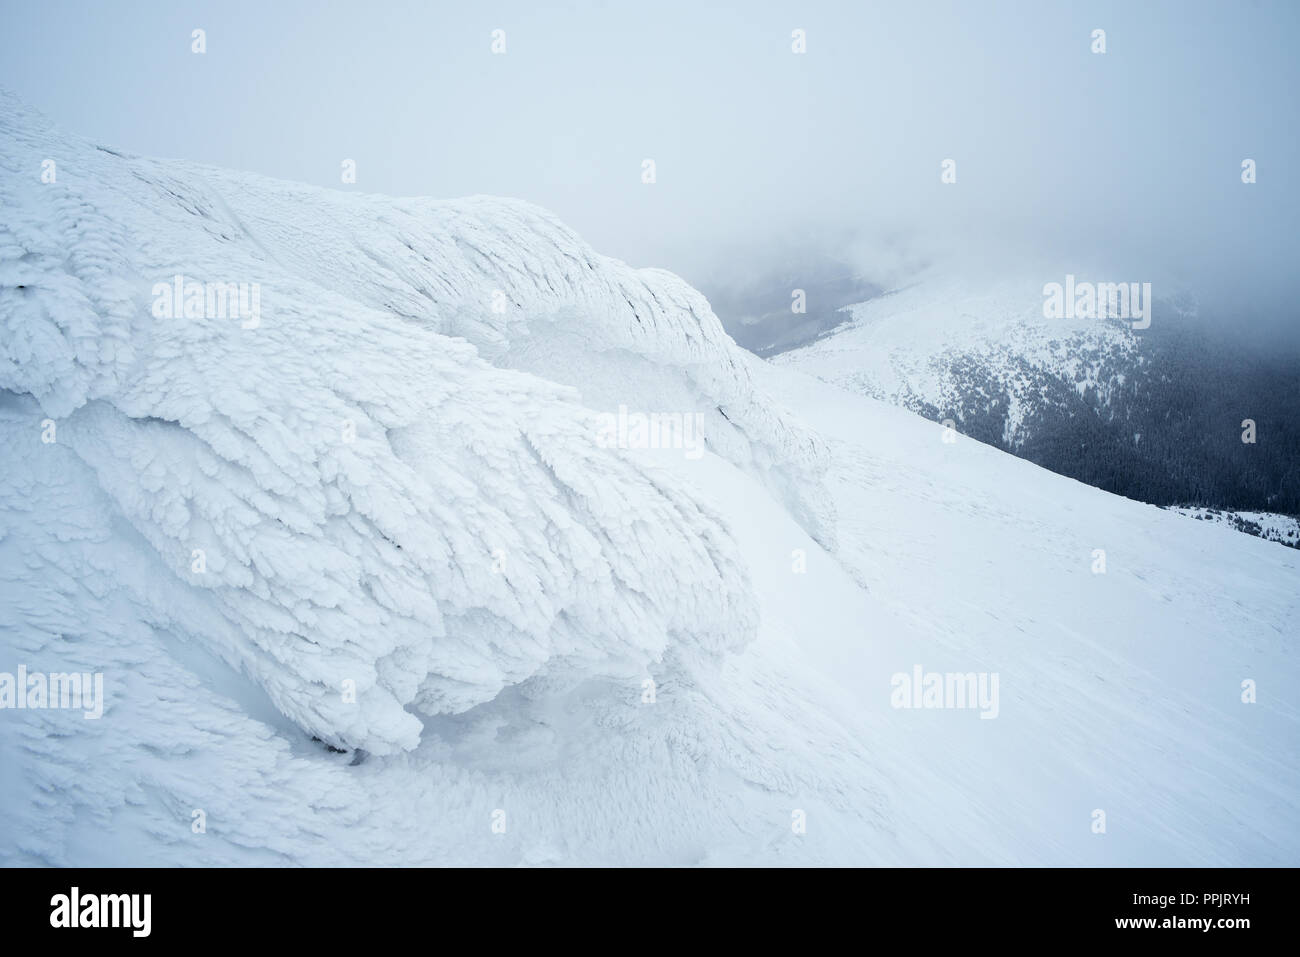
3 0 1297 332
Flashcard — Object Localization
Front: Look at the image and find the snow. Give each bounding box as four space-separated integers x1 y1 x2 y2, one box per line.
757 362 1299 865
774 270 1141 448
1163 506 1300 550
0 93 765 757
2 93 1297 865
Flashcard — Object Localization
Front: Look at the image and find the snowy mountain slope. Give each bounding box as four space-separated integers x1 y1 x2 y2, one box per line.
773 273 1300 537
755 360 1299 866
1 96 1297 866
774 272 1146 448
5 349 1295 866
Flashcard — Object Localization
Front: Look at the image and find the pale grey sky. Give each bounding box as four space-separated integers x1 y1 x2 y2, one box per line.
3 0 1297 329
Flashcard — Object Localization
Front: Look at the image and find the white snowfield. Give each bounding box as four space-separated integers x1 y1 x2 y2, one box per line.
1 95 1296 865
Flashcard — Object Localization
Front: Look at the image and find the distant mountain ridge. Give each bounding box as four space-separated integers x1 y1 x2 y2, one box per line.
775 273 1300 530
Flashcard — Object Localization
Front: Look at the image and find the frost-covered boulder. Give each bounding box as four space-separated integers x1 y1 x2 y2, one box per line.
171 171 838 550
0 92 763 754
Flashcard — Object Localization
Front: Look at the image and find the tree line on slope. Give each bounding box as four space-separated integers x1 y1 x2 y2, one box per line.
939 325 1300 516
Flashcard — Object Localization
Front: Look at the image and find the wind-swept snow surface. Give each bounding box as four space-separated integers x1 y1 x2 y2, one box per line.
1 95 1296 865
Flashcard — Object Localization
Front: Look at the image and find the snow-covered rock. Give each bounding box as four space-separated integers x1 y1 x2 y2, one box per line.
0 92 768 755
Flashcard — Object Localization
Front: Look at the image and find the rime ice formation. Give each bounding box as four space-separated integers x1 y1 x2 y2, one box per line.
194 178 838 549
2 94 1297 866
0 93 765 755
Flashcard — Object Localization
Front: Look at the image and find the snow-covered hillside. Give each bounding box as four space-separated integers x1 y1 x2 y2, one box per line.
774 273 1146 449
773 275 1300 543
1163 507 1300 550
1 96 1296 866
